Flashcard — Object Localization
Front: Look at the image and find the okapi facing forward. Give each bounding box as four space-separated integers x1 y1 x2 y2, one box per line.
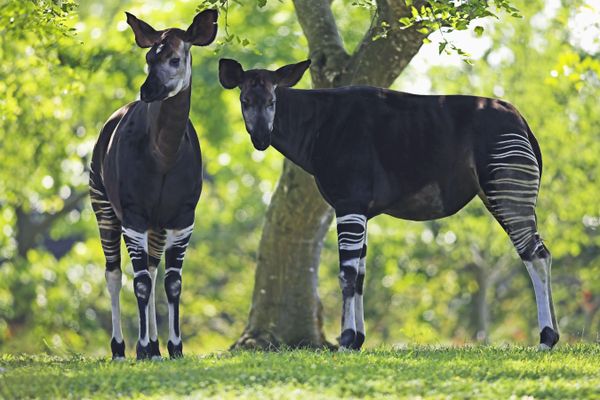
219 59 559 350
90 10 218 360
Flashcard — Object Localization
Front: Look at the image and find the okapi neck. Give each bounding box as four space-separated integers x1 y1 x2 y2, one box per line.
147 85 192 170
271 88 318 175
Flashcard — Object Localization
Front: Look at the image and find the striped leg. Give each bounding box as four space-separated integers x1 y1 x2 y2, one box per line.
122 226 153 360
336 213 367 350
479 131 559 349
164 225 194 358
148 230 166 359
352 231 367 350
90 178 125 360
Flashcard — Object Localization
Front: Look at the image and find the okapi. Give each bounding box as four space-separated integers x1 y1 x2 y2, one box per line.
218 58 559 350
89 10 218 360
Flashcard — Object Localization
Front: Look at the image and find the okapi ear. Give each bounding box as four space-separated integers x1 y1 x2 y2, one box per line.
185 9 218 46
219 58 244 89
274 59 311 87
125 12 162 48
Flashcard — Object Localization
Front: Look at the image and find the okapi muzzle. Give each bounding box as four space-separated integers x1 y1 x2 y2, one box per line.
219 58 311 151
243 102 275 151
140 69 169 103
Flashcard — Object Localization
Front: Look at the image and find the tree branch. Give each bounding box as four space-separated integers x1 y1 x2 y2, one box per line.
16 190 87 257
292 0 350 87
341 0 427 86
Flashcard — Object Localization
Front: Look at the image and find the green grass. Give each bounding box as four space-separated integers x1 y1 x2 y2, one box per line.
1 346 599 399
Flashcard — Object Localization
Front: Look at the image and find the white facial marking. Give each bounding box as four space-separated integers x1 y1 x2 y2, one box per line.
165 41 191 99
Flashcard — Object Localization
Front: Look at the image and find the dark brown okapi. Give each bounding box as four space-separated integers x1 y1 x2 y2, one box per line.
89 10 218 360
219 58 559 351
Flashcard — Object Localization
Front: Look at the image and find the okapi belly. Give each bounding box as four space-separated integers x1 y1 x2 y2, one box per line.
383 182 476 221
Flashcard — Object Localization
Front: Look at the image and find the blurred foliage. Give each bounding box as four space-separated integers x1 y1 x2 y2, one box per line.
0 0 599 356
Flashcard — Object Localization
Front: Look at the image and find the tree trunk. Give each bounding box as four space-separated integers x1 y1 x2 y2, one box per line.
234 0 425 349
234 162 333 348
469 264 490 343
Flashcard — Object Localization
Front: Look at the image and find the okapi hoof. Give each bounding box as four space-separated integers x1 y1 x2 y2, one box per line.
136 341 153 360
339 329 356 350
167 340 183 359
539 326 560 350
111 337 126 360
350 332 365 350
149 339 162 360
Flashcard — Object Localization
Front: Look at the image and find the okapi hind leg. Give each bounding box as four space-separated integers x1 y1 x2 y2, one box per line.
148 230 166 359
90 177 125 360
164 225 194 358
335 213 367 350
478 130 558 349
522 238 559 349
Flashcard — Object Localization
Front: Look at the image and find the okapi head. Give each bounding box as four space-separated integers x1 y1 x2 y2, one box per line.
125 10 218 103
218 59 311 150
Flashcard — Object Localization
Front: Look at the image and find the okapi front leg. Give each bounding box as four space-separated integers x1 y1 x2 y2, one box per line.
122 227 153 360
352 233 367 350
165 225 194 358
148 230 166 359
336 213 367 350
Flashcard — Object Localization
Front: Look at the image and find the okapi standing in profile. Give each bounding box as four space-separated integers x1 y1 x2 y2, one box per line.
89 10 218 360
219 58 559 351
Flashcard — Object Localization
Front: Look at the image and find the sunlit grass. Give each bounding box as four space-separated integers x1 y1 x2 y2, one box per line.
1 345 599 399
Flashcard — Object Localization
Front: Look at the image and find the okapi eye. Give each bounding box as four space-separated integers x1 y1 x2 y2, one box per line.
267 101 275 109
170 58 181 67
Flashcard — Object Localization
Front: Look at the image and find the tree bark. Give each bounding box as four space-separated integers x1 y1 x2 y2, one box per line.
467 263 490 343
234 0 425 349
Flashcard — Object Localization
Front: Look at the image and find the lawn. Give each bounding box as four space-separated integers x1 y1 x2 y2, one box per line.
1 346 599 399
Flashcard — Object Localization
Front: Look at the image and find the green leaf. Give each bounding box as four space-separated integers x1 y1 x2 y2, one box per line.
438 41 447 54
474 26 484 37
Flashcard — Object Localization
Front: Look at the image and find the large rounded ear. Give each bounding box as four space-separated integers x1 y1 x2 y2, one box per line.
125 12 162 48
274 60 311 87
219 59 244 89
185 9 218 46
